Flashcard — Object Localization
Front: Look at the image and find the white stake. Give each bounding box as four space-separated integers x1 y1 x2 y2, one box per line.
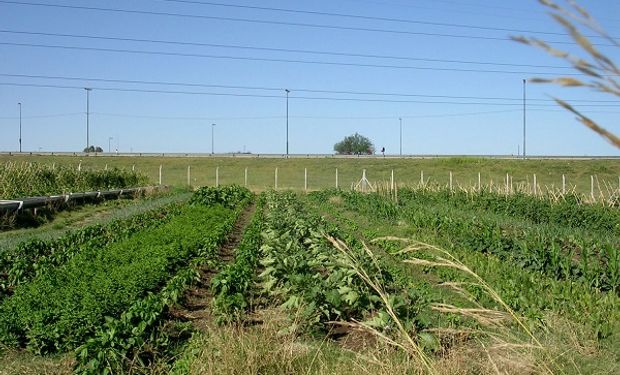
391 170 395 192
158 164 162 185
336 168 339 189
449 171 453 191
187 165 191 186
533 174 537 195
216 167 220 187
591 175 594 200
275 168 278 190
562 174 566 194
420 170 424 186
244 167 248 187
304 168 308 191
478 172 481 191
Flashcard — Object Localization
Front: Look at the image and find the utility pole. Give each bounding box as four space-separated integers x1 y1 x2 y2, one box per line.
285 89 290 158
399 117 402 156
85 88 92 150
18 102 22 153
211 123 216 154
108 137 113 153
522 79 526 158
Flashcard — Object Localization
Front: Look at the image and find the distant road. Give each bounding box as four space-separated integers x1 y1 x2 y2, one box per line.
1 151 619 160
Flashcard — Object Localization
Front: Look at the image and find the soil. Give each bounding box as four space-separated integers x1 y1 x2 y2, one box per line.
170 202 257 330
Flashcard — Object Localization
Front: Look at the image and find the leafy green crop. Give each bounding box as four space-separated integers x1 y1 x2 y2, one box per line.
0 204 235 354
190 185 252 208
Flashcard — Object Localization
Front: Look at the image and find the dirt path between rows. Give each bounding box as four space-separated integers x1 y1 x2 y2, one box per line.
172 202 257 330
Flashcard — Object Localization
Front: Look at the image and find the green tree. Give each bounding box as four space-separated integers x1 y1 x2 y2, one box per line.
334 133 375 155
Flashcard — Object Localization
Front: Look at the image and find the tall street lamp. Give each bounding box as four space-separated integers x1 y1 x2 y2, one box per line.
285 89 290 157
522 79 527 158
399 117 403 156
211 123 216 154
18 102 22 153
85 88 92 150
108 137 113 153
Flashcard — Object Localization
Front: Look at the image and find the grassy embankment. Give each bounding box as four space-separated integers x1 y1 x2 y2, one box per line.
2 154 619 195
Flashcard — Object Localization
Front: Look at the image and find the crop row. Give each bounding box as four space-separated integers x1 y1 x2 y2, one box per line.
398 188 620 236
0 187 252 354
0 162 148 200
229 191 431 335
305 191 620 340
316 190 620 293
73 185 253 374
0 202 184 297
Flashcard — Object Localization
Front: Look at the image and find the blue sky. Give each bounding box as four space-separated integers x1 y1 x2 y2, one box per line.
0 0 619 155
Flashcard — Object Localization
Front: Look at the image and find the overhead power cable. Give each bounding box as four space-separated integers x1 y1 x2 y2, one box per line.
157 0 612 39
1 82 618 107
0 42 600 76
1 73 616 103
0 0 607 46
0 30 575 70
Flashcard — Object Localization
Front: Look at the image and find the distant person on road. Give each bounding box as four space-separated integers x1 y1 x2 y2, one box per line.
381 147 385 156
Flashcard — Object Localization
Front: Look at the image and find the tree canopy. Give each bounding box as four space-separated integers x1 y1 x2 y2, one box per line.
333 133 375 155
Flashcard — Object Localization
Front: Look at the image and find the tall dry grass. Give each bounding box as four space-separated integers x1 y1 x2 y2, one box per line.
512 0 620 149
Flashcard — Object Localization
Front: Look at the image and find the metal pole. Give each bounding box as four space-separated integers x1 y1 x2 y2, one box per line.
18 102 22 152
85 88 92 150
523 79 526 158
108 137 113 153
399 118 403 156
211 123 215 154
285 89 290 158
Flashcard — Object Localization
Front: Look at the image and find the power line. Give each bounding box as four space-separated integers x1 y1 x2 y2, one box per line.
157 0 612 39
0 0 606 46
0 41 602 76
1 73 616 103
0 29 576 70
1 81 618 107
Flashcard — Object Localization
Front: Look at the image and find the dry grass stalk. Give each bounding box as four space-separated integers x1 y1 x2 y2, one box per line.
511 0 620 149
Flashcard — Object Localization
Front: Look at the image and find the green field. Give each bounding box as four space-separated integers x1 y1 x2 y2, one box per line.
0 185 618 374
2 154 620 196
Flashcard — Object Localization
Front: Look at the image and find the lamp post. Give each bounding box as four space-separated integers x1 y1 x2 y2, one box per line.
399 117 402 156
522 79 526 158
285 89 290 157
211 123 216 154
18 102 22 153
85 88 92 150
108 137 113 153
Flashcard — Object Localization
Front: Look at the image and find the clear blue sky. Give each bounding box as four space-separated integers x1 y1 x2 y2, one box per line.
0 0 619 155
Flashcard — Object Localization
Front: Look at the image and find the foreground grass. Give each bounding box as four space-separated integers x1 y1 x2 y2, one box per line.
2 155 619 194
